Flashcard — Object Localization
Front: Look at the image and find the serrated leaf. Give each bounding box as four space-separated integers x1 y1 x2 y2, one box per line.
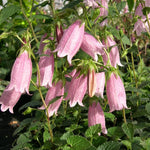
67 135 91 150
85 124 101 138
138 59 145 73
122 123 134 140
116 1 126 12
127 0 134 12
97 141 121 150
104 112 116 122
0 5 20 24
145 103 150 114
121 140 132 150
121 35 131 45
17 132 31 145
43 130 51 143
60 132 74 141
107 127 124 139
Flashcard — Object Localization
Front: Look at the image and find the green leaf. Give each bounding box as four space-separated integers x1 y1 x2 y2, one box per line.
60 132 74 141
121 140 132 150
0 5 20 24
107 127 124 139
121 35 131 45
67 135 92 150
22 107 33 115
122 123 134 140
97 141 121 150
145 103 150 114
138 59 145 73
17 132 31 145
43 130 51 143
127 0 134 12
116 1 126 13
141 138 150 150
85 124 101 138
142 7 150 16
104 112 116 122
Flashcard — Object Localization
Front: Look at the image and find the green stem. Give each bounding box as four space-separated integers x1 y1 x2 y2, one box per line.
31 52 53 142
122 108 127 123
19 0 39 44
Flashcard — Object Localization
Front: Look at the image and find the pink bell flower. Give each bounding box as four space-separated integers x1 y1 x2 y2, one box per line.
6 50 32 94
102 36 123 68
106 73 128 112
54 20 85 64
65 71 87 107
39 81 64 117
88 102 107 134
0 88 22 113
145 0 150 7
56 24 64 43
37 50 54 88
81 32 105 61
95 72 105 98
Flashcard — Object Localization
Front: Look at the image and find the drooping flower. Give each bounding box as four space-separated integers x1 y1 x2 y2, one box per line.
6 50 32 94
65 71 87 107
88 102 107 134
54 20 85 64
39 81 64 117
0 88 22 113
102 36 123 68
145 0 150 7
106 73 128 112
133 3 150 36
37 50 54 88
81 32 105 61
95 72 105 98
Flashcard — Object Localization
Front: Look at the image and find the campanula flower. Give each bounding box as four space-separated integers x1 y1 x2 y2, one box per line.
88 102 107 134
54 20 85 64
106 73 128 112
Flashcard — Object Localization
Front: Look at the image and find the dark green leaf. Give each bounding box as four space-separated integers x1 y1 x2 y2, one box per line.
85 124 101 138
104 112 116 122
67 135 92 150
142 7 150 16
97 141 121 150
121 35 131 45
0 5 20 24
121 140 132 150
107 127 124 139
122 123 134 140
145 103 150 114
127 0 134 12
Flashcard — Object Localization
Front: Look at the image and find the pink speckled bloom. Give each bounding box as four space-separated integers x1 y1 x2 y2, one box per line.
6 50 32 94
145 0 150 7
106 73 128 112
88 102 107 134
40 81 64 117
0 88 22 113
102 36 123 68
37 50 54 88
95 72 105 99
54 20 85 64
81 32 105 61
65 71 87 107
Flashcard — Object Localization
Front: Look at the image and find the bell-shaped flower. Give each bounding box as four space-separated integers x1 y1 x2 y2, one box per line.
39 81 64 117
95 72 105 98
145 0 150 7
88 69 97 97
65 71 87 107
6 50 32 94
102 36 123 68
0 88 22 113
37 50 54 88
54 20 85 64
106 73 128 112
88 102 107 134
81 32 105 61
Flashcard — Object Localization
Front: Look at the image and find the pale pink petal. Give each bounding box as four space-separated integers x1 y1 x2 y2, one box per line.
106 73 128 112
6 50 32 94
88 102 107 134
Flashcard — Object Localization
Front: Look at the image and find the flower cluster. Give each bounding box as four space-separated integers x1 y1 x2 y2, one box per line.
0 1 130 135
